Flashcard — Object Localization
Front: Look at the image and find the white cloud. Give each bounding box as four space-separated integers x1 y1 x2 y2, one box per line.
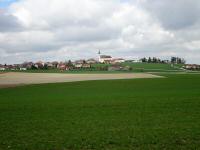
0 0 200 64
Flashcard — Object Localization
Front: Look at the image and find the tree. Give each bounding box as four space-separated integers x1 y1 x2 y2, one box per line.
152 57 157 63
181 58 186 64
141 57 147 63
43 64 48 70
171 57 186 64
31 65 37 70
67 60 74 67
148 57 152 63
171 57 177 64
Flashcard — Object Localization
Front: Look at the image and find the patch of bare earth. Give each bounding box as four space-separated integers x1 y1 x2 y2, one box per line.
0 72 163 88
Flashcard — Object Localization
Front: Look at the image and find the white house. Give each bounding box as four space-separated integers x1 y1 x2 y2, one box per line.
75 63 83 68
0 67 6 71
20 68 27 71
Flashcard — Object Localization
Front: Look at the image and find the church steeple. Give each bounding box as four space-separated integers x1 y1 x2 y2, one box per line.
98 50 101 55
98 50 101 62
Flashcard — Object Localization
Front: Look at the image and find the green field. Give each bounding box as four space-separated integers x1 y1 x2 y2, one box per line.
1 74 200 149
1 63 185 74
93 62 183 72
0 63 185 74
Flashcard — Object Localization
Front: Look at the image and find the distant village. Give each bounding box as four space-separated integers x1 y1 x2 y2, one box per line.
0 51 199 71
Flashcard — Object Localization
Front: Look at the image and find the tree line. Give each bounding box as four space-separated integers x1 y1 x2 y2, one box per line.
140 57 185 64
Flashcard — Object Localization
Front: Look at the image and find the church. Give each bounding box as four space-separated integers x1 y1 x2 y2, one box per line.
98 50 112 63
98 50 125 64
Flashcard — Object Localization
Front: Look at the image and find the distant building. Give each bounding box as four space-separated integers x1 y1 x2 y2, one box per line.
46 62 54 68
74 63 83 68
52 61 59 68
36 61 45 66
87 59 97 64
98 50 112 63
98 50 127 64
111 58 125 64
20 68 27 71
57 62 70 70
184 64 200 70
99 55 112 63
125 59 142 63
75 60 86 64
21 62 33 69
82 64 91 68
0 65 6 71
34 61 44 69
10 65 18 70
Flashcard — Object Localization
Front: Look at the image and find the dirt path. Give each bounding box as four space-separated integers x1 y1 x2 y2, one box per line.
0 72 162 88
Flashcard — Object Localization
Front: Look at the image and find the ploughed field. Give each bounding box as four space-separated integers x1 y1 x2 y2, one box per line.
0 74 200 149
0 72 161 88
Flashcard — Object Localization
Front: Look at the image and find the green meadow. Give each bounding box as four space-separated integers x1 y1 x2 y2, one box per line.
1 62 184 74
0 74 200 149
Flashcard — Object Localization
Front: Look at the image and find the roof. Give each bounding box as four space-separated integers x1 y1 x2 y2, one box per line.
75 60 85 64
100 55 112 59
185 64 200 66
87 58 96 61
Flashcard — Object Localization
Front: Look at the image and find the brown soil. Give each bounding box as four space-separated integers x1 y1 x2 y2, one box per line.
0 72 163 88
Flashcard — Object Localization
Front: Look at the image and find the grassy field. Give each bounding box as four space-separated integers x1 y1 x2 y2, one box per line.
122 62 180 69
0 74 200 149
92 62 183 72
0 63 185 74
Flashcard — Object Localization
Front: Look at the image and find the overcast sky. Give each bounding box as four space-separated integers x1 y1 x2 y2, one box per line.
0 0 200 64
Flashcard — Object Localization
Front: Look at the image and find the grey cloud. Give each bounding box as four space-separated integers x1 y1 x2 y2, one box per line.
0 0 200 64
141 0 200 30
55 26 120 43
0 12 23 32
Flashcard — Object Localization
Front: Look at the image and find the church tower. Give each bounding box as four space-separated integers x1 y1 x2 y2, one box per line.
98 50 101 62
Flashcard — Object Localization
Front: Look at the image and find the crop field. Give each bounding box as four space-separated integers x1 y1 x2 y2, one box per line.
122 63 183 71
0 74 200 149
0 72 161 88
